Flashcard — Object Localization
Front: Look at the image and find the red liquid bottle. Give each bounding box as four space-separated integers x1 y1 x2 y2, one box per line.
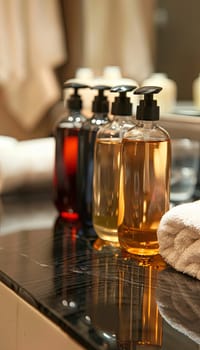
53 82 89 221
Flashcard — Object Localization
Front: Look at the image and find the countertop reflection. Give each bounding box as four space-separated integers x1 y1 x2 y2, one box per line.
0 193 199 350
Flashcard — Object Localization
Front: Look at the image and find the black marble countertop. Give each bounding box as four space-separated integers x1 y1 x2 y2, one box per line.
0 192 200 350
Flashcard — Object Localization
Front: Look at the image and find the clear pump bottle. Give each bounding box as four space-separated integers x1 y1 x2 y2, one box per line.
93 85 137 250
77 85 110 235
53 82 88 221
118 86 171 256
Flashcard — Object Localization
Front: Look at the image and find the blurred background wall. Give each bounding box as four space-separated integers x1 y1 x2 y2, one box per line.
0 0 200 140
155 0 200 101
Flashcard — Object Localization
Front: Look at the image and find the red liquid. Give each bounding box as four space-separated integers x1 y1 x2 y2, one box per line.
54 126 79 219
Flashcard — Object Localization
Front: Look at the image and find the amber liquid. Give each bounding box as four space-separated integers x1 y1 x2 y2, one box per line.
54 126 79 220
93 138 121 242
118 139 170 255
118 261 163 348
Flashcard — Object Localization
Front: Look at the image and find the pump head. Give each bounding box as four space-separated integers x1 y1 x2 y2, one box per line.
134 86 162 121
63 82 89 110
110 85 137 115
91 85 111 113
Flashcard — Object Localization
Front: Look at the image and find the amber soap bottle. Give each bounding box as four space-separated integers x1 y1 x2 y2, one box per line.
93 85 136 250
53 82 88 221
118 86 171 256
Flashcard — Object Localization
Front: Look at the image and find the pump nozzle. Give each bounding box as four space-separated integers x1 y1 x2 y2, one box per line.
134 86 162 121
91 85 111 113
63 82 89 110
110 85 137 115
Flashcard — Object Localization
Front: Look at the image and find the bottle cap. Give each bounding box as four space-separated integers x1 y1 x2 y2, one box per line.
75 67 94 80
134 86 162 121
111 85 137 115
91 85 111 113
103 66 122 80
63 82 89 111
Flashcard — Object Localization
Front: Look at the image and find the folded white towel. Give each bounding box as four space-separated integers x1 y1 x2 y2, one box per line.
0 136 55 194
157 200 200 280
156 269 200 344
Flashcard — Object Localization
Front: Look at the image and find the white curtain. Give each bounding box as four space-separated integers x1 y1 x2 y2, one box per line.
82 0 155 83
0 0 67 131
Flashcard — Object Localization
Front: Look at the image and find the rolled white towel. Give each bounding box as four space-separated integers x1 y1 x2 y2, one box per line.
157 200 200 280
0 136 55 194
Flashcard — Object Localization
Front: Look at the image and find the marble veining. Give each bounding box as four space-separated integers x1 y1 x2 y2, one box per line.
0 193 200 350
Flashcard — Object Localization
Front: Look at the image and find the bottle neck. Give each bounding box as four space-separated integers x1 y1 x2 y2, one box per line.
112 114 133 123
92 112 109 123
136 120 158 129
62 109 85 126
67 109 83 122
70 109 81 115
113 114 131 119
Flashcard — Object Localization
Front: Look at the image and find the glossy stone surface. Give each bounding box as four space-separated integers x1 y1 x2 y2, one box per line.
0 193 199 349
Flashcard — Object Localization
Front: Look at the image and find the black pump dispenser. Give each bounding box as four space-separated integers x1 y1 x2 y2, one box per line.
91 85 111 113
111 85 137 115
134 86 162 121
64 82 88 111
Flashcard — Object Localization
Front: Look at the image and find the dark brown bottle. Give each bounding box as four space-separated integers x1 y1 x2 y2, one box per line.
53 82 88 221
77 85 110 234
